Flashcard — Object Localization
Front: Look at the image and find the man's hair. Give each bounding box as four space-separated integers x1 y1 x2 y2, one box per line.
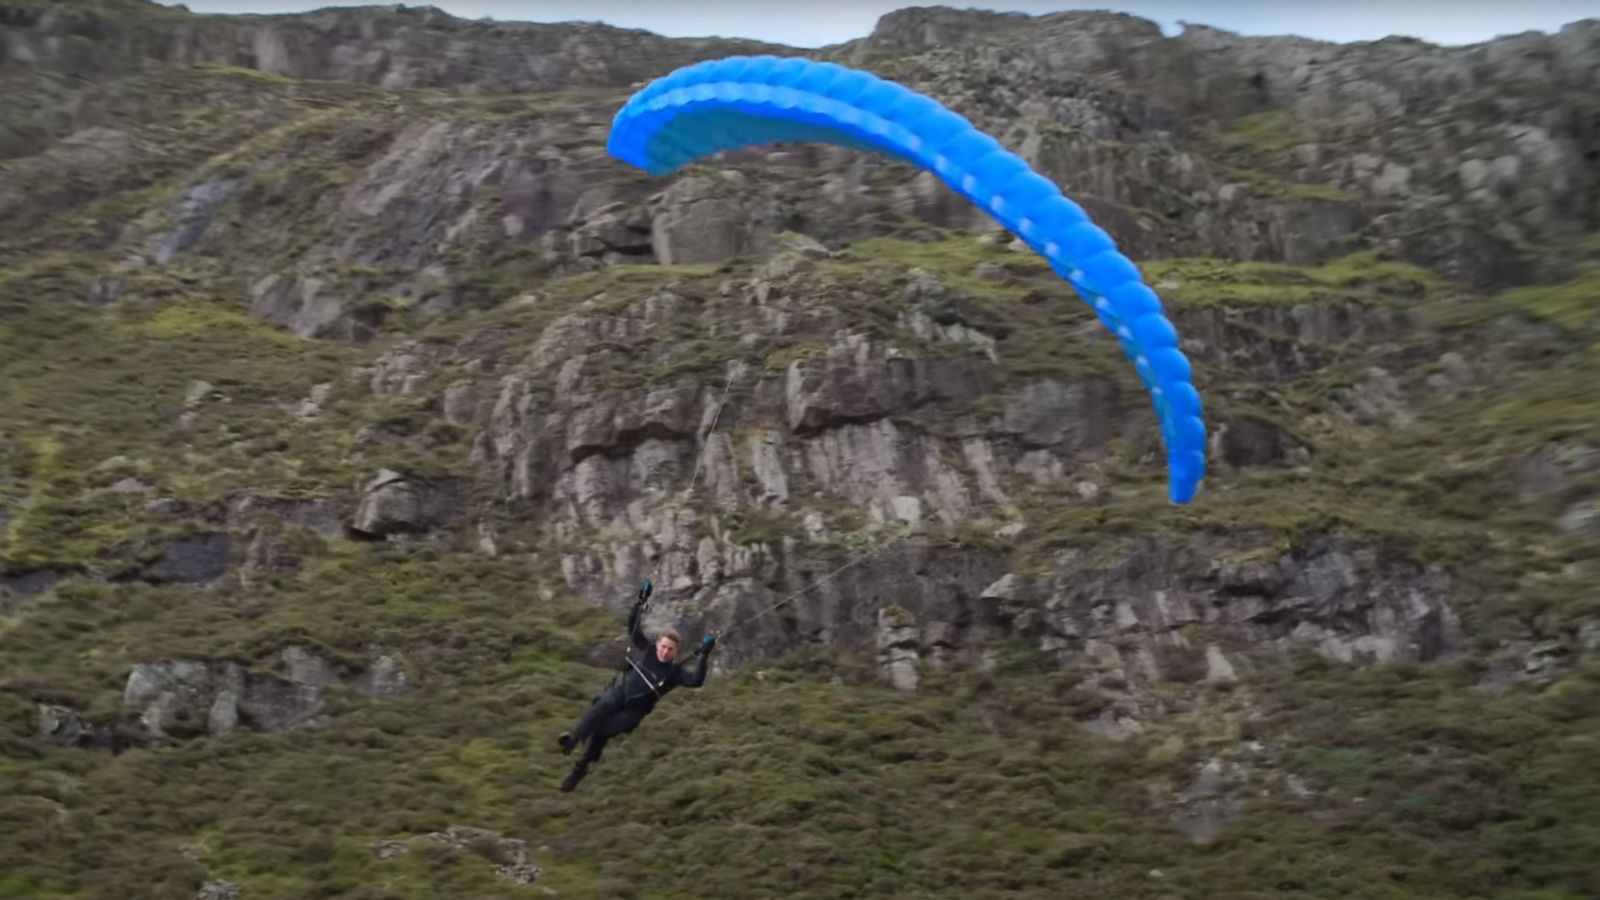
658 627 681 645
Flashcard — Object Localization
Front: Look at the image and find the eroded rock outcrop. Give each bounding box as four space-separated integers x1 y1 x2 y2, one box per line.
36 703 138 752
195 881 240 900
0 2 789 91
140 533 231 585
373 825 542 887
844 8 1600 283
123 645 414 739
7 1 1596 324
351 469 466 539
1 567 64 605
689 532 1458 698
876 605 922 691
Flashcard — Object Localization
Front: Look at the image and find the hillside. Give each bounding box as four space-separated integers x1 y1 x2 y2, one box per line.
2 2 1599 898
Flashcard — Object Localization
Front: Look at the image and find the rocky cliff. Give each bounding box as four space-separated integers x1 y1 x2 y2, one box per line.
2 3 1598 899
1 0 790 89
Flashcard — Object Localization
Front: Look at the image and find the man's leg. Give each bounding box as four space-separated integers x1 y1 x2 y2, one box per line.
561 731 610 792
558 689 620 754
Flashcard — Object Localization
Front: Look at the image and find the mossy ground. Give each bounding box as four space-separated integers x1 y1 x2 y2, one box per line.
3 232 1597 896
0 259 363 571
1206 110 1361 203
3 53 1599 899
5 620 1599 899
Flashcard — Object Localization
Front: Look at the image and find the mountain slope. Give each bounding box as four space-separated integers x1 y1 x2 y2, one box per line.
1 2 1598 898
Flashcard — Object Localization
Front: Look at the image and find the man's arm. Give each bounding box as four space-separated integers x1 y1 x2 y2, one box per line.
627 580 653 651
678 634 716 687
627 601 651 651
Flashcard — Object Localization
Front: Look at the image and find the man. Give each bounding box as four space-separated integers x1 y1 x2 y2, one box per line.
556 579 716 792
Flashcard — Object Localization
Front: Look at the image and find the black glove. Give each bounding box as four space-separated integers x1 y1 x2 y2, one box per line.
698 632 717 656
634 579 653 610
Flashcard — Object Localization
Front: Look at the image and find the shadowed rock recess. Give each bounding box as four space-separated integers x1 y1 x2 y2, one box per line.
2 2 1599 898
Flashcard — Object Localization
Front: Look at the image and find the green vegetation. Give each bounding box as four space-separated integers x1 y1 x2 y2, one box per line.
724 507 800 546
1213 161 1359 205
823 233 1126 383
832 232 1050 296
0 260 361 570
1503 232 1600 345
0 66 400 265
5 219 1593 894
189 62 297 85
1159 654 1600 899
762 339 828 373
1209 110 1359 204
1219 110 1303 156
5 599 1599 899
2 42 1599 900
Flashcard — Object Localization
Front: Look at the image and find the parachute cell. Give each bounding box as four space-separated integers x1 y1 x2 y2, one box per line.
607 55 1208 504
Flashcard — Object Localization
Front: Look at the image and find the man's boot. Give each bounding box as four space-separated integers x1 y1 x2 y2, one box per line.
556 732 575 755
560 760 589 792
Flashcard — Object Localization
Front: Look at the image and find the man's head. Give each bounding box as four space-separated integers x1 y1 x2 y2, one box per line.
655 627 681 663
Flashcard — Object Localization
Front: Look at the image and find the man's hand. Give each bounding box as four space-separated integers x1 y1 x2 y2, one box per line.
698 632 717 656
635 579 653 610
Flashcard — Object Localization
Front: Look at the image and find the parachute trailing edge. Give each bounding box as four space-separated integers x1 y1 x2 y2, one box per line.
606 55 1207 504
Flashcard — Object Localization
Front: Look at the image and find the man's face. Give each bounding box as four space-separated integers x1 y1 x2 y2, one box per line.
655 635 677 662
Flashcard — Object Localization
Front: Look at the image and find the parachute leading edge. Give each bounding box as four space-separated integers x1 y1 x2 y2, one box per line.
606 55 1207 504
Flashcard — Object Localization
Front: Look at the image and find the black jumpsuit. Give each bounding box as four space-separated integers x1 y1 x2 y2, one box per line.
564 601 711 772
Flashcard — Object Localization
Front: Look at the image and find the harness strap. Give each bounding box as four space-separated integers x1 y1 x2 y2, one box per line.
623 653 664 700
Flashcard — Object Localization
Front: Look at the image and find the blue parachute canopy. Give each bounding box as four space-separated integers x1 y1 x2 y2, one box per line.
607 55 1207 504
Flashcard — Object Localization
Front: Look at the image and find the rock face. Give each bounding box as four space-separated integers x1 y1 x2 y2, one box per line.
6 2 1593 347
36 703 135 752
2 0 1593 731
843 8 1600 284
435 255 1486 699
1 568 64 605
122 646 413 739
228 493 344 580
1170 757 1249 842
351 470 466 539
876 606 923 692
476 308 1006 539
853 534 1461 708
137 533 230 585
195 881 240 900
0 2 790 90
1072 536 1461 667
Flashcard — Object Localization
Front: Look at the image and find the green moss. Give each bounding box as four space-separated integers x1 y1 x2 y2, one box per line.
965 394 1009 419
1231 659 1600 898
1500 234 1600 343
122 300 301 343
834 232 1047 292
0 262 361 569
849 52 919 82
762 339 827 372
724 508 798 546
1288 180 1359 202
822 234 1129 383
1207 110 1358 204
1220 110 1303 156
1142 250 1438 309
189 62 296 85
1218 161 1360 204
